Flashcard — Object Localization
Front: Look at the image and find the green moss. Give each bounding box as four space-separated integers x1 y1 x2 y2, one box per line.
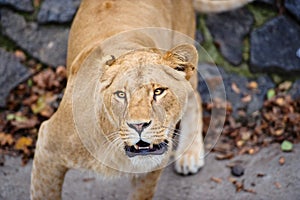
247 4 277 28
19 1 41 22
20 10 39 22
0 33 17 51
242 38 250 61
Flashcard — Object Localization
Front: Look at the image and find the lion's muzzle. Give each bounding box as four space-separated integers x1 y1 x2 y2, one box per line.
125 140 168 157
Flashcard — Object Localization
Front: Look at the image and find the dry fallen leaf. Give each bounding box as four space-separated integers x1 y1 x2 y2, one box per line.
274 182 282 189
247 81 258 90
278 81 292 91
231 82 241 94
241 94 252 103
14 137 33 151
210 177 222 184
257 173 265 177
215 153 234 160
279 156 285 165
14 50 26 62
275 98 285 106
0 132 14 146
11 117 38 130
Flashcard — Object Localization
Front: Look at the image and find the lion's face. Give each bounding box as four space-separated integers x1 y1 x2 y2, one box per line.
95 45 197 168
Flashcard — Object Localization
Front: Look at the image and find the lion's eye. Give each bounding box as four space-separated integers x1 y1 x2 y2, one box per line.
153 88 166 97
115 91 126 99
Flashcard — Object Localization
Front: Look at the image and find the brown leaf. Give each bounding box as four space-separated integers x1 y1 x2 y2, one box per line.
14 50 26 62
82 177 96 182
241 95 252 103
278 81 292 91
247 81 258 90
236 140 244 148
11 117 38 130
40 105 54 118
0 132 14 146
215 153 234 160
274 129 284 136
33 69 59 89
56 66 67 78
244 188 257 194
279 156 285 165
257 173 266 177
241 130 252 141
31 94 55 117
231 82 241 94
274 182 281 189
14 137 33 151
248 148 255 155
275 97 285 106
234 180 244 192
210 177 222 184
23 95 39 106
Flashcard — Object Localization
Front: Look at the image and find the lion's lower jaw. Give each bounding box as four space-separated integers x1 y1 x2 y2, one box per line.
128 154 169 173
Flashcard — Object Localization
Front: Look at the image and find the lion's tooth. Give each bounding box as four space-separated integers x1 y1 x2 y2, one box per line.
150 143 153 149
134 145 139 150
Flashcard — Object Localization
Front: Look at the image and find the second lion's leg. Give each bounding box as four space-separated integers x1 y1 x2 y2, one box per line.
174 88 205 175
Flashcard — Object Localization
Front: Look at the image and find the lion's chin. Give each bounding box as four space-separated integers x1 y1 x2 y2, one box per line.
129 154 167 172
124 140 168 158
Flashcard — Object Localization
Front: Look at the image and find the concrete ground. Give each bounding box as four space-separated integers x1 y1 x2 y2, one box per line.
0 143 299 200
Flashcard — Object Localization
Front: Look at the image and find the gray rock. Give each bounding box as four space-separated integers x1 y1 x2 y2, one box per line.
37 0 80 24
246 76 274 115
0 0 33 12
297 48 300 58
206 8 254 65
0 9 69 67
255 0 276 5
195 16 203 44
195 29 203 44
198 64 274 118
285 0 300 22
289 79 300 100
0 48 31 107
250 16 300 74
197 64 227 105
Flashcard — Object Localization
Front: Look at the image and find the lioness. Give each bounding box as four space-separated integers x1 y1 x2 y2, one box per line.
31 0 252 199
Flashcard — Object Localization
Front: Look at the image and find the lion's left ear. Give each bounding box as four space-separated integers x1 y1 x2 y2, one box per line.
164 44 198 80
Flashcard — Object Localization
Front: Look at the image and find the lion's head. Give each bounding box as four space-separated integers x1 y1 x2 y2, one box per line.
71 44 198 172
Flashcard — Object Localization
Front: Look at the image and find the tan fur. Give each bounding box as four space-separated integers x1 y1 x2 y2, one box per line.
31 0 251 199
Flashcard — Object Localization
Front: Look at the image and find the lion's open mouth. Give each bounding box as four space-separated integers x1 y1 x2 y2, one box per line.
125 140 168 157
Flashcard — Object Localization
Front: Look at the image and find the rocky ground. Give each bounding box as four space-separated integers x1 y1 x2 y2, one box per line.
0 0 300 199
1 143 299 200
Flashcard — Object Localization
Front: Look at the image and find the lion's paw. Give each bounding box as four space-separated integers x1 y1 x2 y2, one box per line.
174 150 204 175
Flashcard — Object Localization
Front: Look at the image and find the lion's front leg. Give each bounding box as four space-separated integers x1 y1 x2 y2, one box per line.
129 169 162 200
30 123 68 200
31 150 68 200
174 90 205 175
30 150 67 200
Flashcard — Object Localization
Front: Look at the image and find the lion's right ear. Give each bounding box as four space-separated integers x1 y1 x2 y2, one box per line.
163 44 198 80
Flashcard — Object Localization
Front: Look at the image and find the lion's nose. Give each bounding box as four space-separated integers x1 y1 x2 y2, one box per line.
127 121 152 134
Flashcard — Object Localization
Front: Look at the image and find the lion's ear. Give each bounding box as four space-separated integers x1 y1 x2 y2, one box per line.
164 44 198 80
